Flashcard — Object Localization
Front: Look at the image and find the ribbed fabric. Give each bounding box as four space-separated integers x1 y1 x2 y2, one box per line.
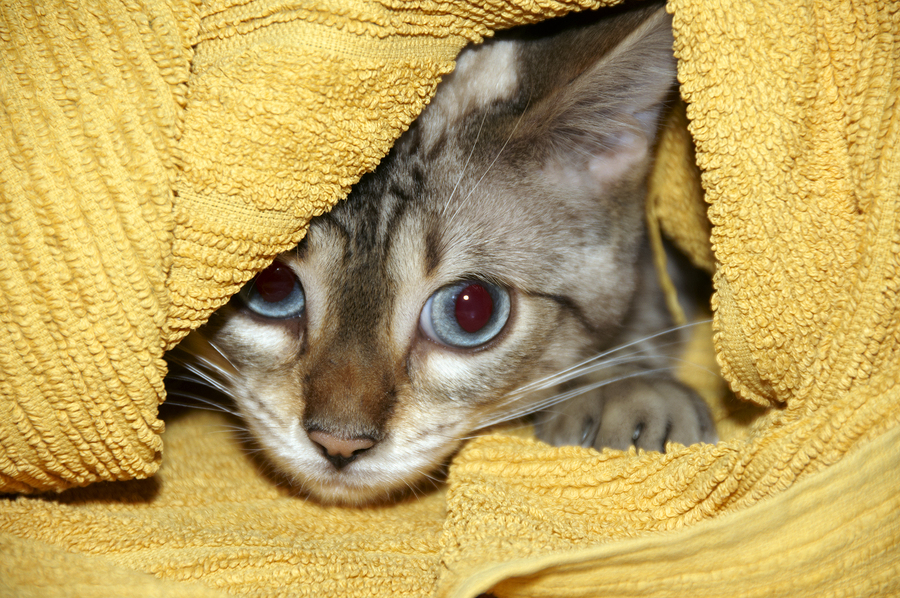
0 0 198 491
1 0 899 596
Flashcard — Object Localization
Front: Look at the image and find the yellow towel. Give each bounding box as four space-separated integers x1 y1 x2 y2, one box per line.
2 0 899 596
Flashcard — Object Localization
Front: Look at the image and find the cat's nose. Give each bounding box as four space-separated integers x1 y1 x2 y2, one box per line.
308 430 375 469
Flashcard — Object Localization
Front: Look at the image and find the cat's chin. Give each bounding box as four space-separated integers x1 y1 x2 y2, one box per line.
296 476 429 507
299 479 398 507
282 463 449 506
260 442 455 506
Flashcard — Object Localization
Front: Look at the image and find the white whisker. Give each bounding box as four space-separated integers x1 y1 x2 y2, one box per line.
164 392 242 418
509 319 710 396
476 366 680 430
447 98 531 227
203 337 240 373
442 111 488 217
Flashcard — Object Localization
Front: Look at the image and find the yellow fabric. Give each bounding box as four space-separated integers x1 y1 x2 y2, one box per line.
1 0 899 596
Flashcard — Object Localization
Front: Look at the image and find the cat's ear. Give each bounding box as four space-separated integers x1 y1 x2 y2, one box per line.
519 7 676 186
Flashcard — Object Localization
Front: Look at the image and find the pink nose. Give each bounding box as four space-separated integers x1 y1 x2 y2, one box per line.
308 431 375 459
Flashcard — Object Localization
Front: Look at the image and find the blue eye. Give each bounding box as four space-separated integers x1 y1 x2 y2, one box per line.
239 262 305 319
420 281 510 348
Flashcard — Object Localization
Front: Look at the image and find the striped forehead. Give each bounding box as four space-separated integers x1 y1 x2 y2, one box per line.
316 170 425 262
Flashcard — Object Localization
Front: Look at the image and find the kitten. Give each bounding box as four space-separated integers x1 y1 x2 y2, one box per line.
168 3 717 505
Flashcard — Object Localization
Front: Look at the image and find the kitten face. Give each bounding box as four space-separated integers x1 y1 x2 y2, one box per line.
183 5 713 505
207 151 628 503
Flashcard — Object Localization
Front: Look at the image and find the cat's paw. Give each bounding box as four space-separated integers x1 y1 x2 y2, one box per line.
534 376 717 452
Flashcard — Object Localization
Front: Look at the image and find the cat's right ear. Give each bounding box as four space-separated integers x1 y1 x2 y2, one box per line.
518 6 677 188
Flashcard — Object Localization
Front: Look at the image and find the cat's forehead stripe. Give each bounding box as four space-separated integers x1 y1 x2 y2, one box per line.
380 174 419 256
423 225 442 277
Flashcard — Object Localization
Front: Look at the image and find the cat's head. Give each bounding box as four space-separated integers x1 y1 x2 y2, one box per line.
195 4 677 504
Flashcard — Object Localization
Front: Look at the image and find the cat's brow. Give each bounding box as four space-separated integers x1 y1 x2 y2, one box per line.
380 176 419 256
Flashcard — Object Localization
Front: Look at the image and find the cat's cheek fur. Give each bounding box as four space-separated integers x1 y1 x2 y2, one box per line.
226 324 294 360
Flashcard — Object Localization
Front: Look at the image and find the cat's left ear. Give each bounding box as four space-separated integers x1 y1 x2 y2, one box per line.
519 7 677 185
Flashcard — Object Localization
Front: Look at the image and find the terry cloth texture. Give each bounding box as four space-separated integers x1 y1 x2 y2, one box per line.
1 0 899 596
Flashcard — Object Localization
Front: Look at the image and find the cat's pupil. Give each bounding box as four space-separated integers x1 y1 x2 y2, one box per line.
455 283 494 333
255 263 296 303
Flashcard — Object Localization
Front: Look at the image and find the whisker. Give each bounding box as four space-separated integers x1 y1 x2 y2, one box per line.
164 392 242 418
476 366 681 430
496 352 656 406
504 356 689 417
441 111 488 217
202 337 241 373
163 401 227 414
168 358 236 396
447 98 531 227
522 352 643 386
165 373 231 393
503 320 710 397
454 420 535 442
